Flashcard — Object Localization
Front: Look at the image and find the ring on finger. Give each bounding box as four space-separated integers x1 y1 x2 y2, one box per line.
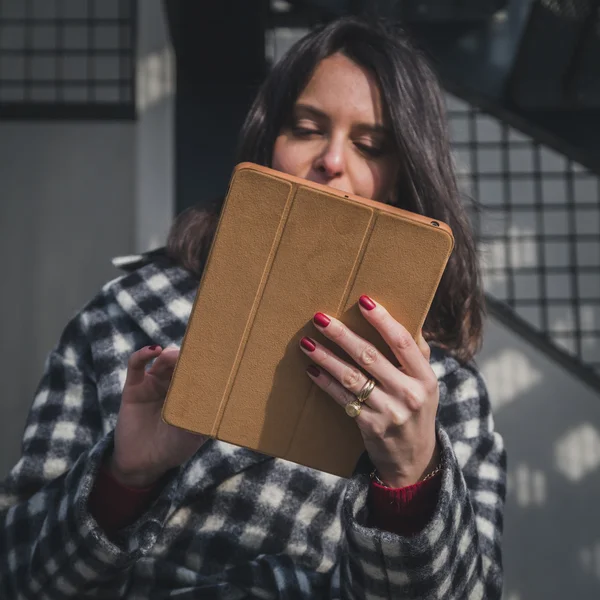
345 399 363 418
356 378 376 404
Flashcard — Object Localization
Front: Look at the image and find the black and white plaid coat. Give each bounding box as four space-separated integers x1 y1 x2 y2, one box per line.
0 254 506 599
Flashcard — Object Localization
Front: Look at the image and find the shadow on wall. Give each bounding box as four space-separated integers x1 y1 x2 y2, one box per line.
479 320 600 600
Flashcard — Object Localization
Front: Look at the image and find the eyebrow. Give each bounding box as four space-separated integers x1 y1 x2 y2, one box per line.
293 103 390 136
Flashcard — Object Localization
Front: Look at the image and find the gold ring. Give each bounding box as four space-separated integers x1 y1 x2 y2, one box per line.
356 378 376 403
345 400 363 418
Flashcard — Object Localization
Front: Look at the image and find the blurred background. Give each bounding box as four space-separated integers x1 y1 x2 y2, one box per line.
1 1 600 598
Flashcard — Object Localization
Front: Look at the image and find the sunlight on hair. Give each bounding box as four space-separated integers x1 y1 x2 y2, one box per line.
579 542 600 581
480 349 542 411
136 47 174 113
508 463 547 507
555 423 600 483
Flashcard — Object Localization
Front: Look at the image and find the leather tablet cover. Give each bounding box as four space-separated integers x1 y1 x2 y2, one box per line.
162 162 454 478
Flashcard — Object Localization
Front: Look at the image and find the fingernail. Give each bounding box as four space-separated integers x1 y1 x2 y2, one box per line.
300 337 316 352
148 345 159 351
313 312 331 328
306 365 320 377
359 295 376 311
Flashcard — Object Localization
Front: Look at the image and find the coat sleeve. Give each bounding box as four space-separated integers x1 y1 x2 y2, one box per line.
333 362 506 600
0 305 181 599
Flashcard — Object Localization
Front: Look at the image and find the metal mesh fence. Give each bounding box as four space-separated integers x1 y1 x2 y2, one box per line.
448 94 600 372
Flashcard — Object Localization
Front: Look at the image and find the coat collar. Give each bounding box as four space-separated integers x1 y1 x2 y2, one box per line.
110 255 200 349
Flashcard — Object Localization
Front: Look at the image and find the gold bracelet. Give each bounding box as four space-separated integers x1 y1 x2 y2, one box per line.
370 462 443 488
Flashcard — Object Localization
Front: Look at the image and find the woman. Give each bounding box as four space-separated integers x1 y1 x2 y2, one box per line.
0 16 505 599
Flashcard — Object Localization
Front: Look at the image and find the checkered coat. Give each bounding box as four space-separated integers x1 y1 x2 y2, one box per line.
0 255 506 599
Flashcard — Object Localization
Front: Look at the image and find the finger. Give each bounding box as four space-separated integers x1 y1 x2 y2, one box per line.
306 365 375 426
416 330 431 362
358 295 433 382
300 336 385 410
311 313 399 388
125 345 162 386
147 347 180 379
308 365 416 441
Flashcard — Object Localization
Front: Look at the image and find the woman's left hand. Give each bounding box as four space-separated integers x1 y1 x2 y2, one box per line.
300 294 440 488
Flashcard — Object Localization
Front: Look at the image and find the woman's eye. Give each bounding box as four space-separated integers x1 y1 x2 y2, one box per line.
292 127 322 137
355 142 385 158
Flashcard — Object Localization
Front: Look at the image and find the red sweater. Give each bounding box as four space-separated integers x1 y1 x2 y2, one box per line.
89 464 441 538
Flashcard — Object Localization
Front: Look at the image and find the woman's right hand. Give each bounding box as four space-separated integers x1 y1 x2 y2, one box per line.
108 346 208 488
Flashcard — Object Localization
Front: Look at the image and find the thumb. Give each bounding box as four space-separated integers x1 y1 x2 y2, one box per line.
125 345 163 386
147 346 180 379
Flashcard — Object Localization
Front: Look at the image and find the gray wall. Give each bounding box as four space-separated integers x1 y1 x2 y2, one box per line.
135 0 175 252
480 319 600 600
0 122 135 474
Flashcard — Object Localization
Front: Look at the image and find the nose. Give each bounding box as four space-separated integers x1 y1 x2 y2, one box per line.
314 136 345 179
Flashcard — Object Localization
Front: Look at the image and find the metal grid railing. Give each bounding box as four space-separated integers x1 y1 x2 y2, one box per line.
448 94 600 373
0 0 136 119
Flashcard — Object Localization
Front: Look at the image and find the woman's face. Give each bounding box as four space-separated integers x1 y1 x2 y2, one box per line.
272 52 399 203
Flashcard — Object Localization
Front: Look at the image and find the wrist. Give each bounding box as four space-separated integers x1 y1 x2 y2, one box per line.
106 454 165 489
375 441 441 489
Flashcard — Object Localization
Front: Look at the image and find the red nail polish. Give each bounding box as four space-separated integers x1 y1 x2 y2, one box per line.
300 337 316 352
306 365 320 377
359 295 376 311
313 312 331 328
148 345 159 350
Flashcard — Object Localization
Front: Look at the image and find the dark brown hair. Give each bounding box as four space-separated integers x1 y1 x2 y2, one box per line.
167 16 484 363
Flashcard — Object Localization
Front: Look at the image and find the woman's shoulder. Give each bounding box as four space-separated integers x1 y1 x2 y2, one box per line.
73 248 198 337
109 246 173 274
103 247 198 299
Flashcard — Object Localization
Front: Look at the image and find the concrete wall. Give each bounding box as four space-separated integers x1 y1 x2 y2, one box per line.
135 0 175 251
480 319 600 600
0 122 135 474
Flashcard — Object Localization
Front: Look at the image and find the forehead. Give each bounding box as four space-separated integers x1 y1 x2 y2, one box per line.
296 52 385 124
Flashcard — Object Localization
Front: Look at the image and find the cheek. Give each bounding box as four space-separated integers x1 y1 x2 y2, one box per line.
272 135 302 176
371 160 399 203
355 162 397 203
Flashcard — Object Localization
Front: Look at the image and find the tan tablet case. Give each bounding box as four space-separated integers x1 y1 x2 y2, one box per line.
162 162 454 478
